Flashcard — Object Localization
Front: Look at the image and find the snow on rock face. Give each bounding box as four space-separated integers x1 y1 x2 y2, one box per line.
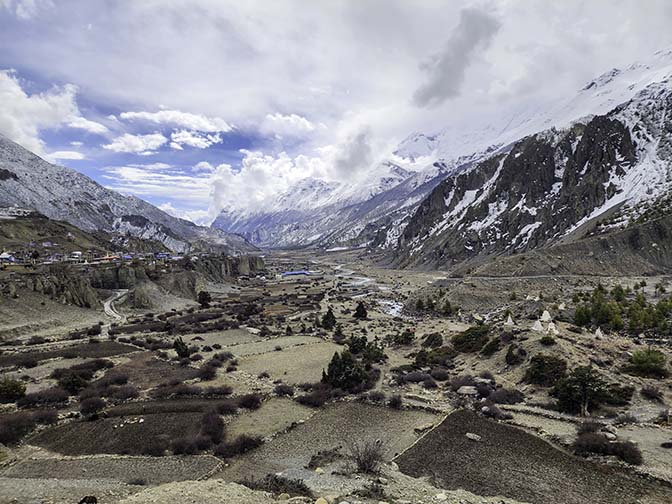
213 49 672 251
397 76 672 267
0 134 255 254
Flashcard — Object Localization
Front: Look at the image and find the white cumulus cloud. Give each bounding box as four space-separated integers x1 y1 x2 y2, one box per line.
102 132 167 154
67 115 108 134
170 130 222 149
0 69 102 153
46 150 85 161
119 109 233 133
260 113 317 137
210 149 329 214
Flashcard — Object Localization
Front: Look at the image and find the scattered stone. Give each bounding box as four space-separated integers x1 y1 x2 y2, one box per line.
465 432 481 442
414 423 434 432
457 386 478 396
315 467 325 474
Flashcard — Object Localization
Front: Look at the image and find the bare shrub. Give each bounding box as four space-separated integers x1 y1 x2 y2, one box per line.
274 383 294 397
449 375 475 391
388 394 403 409
0 376 26 403
108 384 139 401
240 474 311 497
366 390 386 403
237 393 263 410
641 385 663 402
0 412 37 445
170 436 200 455
215 434 264 458
404 371 431 383
348 439 385 474
422 378 438 389
577 420 604 434
18 387 69 408
142 437 169 456
573 432 643 465
430 368 450 381
80 397 105 417
296 385 331 408
198 365 217 381
217 399 239 415
32 409 58 425
200 410 225 444
489 388 524 404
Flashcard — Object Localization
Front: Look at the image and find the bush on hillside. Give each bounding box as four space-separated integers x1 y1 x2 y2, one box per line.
0 376 26 403
524 355 567 387
624 349 668 378
452 325 490 353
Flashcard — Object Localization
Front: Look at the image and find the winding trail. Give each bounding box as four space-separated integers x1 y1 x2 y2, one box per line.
101 289 128 337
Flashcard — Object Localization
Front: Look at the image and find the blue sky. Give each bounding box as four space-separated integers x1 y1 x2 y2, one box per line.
1 0 672 224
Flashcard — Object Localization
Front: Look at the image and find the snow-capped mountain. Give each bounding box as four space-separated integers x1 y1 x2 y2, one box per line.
0 134 256 254
211 158 445 248
212 48 672 255
211 49 672 251
396 49 672 267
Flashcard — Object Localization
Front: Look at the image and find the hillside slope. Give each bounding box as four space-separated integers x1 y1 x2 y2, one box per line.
396 53 672 268
0 135 256 254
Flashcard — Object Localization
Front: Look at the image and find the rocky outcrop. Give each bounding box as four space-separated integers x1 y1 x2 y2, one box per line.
395 111 651 268
0 255 264 308
4 269 102 308
460 213 672 277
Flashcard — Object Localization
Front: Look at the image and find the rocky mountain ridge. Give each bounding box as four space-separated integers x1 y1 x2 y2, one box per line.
0 134 256 255
396 70 672 268
212 49 672 253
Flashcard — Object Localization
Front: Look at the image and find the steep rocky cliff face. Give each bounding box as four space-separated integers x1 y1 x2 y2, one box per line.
89 256 264 290
459 213 672 277
1 268 101 308
0 255 265 308
396 81 672 268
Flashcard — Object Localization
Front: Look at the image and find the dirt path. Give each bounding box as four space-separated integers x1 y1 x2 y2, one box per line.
101 289 127 337
103 290 127 321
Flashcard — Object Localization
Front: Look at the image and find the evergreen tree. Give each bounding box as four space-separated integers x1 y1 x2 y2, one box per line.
322 351 368 391
197 290 211 308
353 301 368 320
553 366 606 416
173 337 191 358
322 307 337 330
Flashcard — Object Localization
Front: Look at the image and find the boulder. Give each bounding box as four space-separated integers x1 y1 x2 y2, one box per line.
457 386 478 396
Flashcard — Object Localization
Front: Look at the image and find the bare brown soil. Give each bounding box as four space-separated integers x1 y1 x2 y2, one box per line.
0 341 138 368
396 410 672 504
29 412 202 456
95 352 198 389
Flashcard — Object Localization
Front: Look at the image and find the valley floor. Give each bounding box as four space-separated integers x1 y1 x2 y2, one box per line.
0 249 671 503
